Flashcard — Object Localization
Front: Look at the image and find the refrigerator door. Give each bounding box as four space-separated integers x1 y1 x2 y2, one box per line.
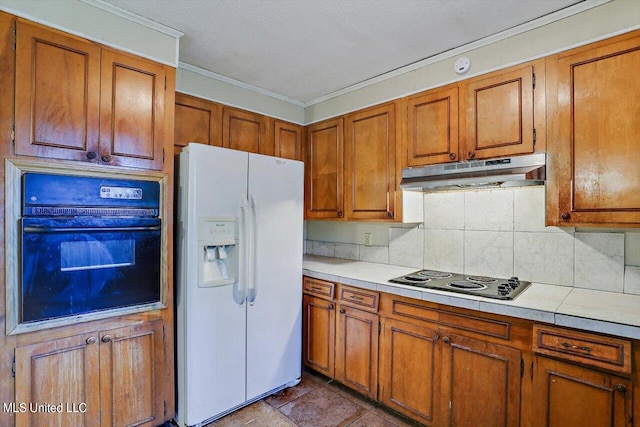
246 153 304 399
177 144 249 425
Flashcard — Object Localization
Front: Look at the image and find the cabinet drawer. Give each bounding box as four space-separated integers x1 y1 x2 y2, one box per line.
533 325 632 374
338 285 379 312
303 277 335 300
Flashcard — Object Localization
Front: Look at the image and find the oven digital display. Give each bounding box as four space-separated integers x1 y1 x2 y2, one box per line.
100 186 143 199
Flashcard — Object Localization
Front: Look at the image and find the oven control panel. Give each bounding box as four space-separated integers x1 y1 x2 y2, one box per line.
100 186 143 200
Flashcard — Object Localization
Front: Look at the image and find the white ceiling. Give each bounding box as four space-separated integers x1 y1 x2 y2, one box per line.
103 0 583 104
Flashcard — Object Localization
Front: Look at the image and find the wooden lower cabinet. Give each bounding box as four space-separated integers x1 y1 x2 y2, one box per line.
15 321 166 427
302 294 336 378
440 333 521 427
532 356 633 427
335 305 378 399
378 318 440 425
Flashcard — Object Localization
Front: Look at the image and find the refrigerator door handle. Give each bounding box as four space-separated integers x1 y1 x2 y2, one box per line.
247 195 258 305
238 197 250 304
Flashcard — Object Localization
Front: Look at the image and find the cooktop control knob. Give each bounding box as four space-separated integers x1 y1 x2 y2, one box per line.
497 284 510 295
508 277 520 288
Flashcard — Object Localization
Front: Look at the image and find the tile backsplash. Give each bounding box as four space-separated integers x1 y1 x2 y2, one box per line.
305 186 640 295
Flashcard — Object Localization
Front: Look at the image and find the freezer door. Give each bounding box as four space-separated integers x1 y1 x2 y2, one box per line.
246 153 304 400
177 144 249 425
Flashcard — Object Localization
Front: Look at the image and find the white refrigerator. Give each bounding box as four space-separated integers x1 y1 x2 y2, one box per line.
175 143 303 426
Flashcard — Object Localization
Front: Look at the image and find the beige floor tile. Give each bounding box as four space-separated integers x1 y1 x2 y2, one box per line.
265 375 323 408
346 411 401 427
279 386 367 427
210 401 275 426
324 381 376 410
371 406 425 427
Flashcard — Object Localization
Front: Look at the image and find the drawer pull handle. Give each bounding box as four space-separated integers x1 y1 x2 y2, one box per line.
562 342 591 352
349 295 364 301
311 286 324 292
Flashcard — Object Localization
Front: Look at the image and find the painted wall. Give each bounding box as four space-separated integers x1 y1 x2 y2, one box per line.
306 186 640 296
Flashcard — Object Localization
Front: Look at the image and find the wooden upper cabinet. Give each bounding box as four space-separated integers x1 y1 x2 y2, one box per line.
15 20 101 162
305 117 344 219
406 85 459 166
547 31 640 226
100 49 166 170
462 63 536 160
274 120 303 161
174 93 223 154
14 19 170 170
222 107 273 155
345 103 397 220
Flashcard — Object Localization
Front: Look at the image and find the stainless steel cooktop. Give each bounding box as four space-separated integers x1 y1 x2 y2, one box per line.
388 270 531 300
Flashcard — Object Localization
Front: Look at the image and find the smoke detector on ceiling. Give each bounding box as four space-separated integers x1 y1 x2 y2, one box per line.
454 57 471 75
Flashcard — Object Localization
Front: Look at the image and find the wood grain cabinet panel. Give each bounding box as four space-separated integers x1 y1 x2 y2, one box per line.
15 20 101 162
305 118 344 219
379 317 441 425
547 31 640 226
100 49 166 170
335 305 379 399
222 107 273 155
440 333 521 427
15 334 101 427
174 93 223 154
345 103 397 220
533 357 633 427
462 64 536 160
302 294 336 377
406 85 459 166
274 120 303 161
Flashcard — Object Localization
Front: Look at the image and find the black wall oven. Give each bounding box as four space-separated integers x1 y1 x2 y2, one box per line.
21 173 161 323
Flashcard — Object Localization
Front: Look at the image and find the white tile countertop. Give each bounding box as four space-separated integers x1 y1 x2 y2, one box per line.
303 255 640 340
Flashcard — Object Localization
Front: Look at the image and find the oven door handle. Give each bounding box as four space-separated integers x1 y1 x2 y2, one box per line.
23 225 162 233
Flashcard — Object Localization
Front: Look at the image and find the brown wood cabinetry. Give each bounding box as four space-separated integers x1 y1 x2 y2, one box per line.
546 31 640 226
222 107 273 155
302 293 336 378
461 62 539 161
532 357 633 427
174 93 223 154
344 103 398 220
305 118 344 219
406 85 459 166
15 321 168 427
274 120 303 160
14 20 170 170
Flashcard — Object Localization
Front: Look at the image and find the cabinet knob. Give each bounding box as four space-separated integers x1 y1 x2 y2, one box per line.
615 384 627 393
101 154 112 163
85 336 97 345
468 151 476 159
443 336 451 344
86 151 97 160
434 334 440 340
387 211 393 218
339 308 346 314
337 211 343 218
328 304 334 310
561 212 571 220
101 335 112 343
449 153 456 160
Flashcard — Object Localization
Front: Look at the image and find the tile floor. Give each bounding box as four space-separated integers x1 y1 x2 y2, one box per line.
206 369 424 427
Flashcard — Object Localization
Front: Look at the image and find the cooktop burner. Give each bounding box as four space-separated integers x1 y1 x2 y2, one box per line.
388 270 531 300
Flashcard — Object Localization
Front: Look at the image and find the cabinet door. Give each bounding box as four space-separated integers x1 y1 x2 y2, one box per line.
100 49 167 170
275 120 303 160
440 333 521 427
345 103 397 220
533 357 633 427
463 64 535 160
305 118 344 219
550 34 640 226
15 334 101 427
302 294 336 377
174 93 222 154
222 107 273 155
15 20 101 162
335 306 378 398
99 321 165 427
406 85 459 166
379 318 440 425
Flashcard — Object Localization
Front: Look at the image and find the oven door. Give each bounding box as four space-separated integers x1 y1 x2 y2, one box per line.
21 217 161 323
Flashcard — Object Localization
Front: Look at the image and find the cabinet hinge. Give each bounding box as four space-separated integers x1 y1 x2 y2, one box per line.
530 361 534 381
520 358 525 378
12 26 16 51
162 325 166 341
377 384 379 397
532 71 536 90
162 147 165 163
164 76 167 91
533 128 537 146
378 320 381 336
163 400 167 417
11 356 15 378
10 126 15 143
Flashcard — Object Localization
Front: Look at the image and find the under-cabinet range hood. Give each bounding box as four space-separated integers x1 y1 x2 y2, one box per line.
400 152 546 191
